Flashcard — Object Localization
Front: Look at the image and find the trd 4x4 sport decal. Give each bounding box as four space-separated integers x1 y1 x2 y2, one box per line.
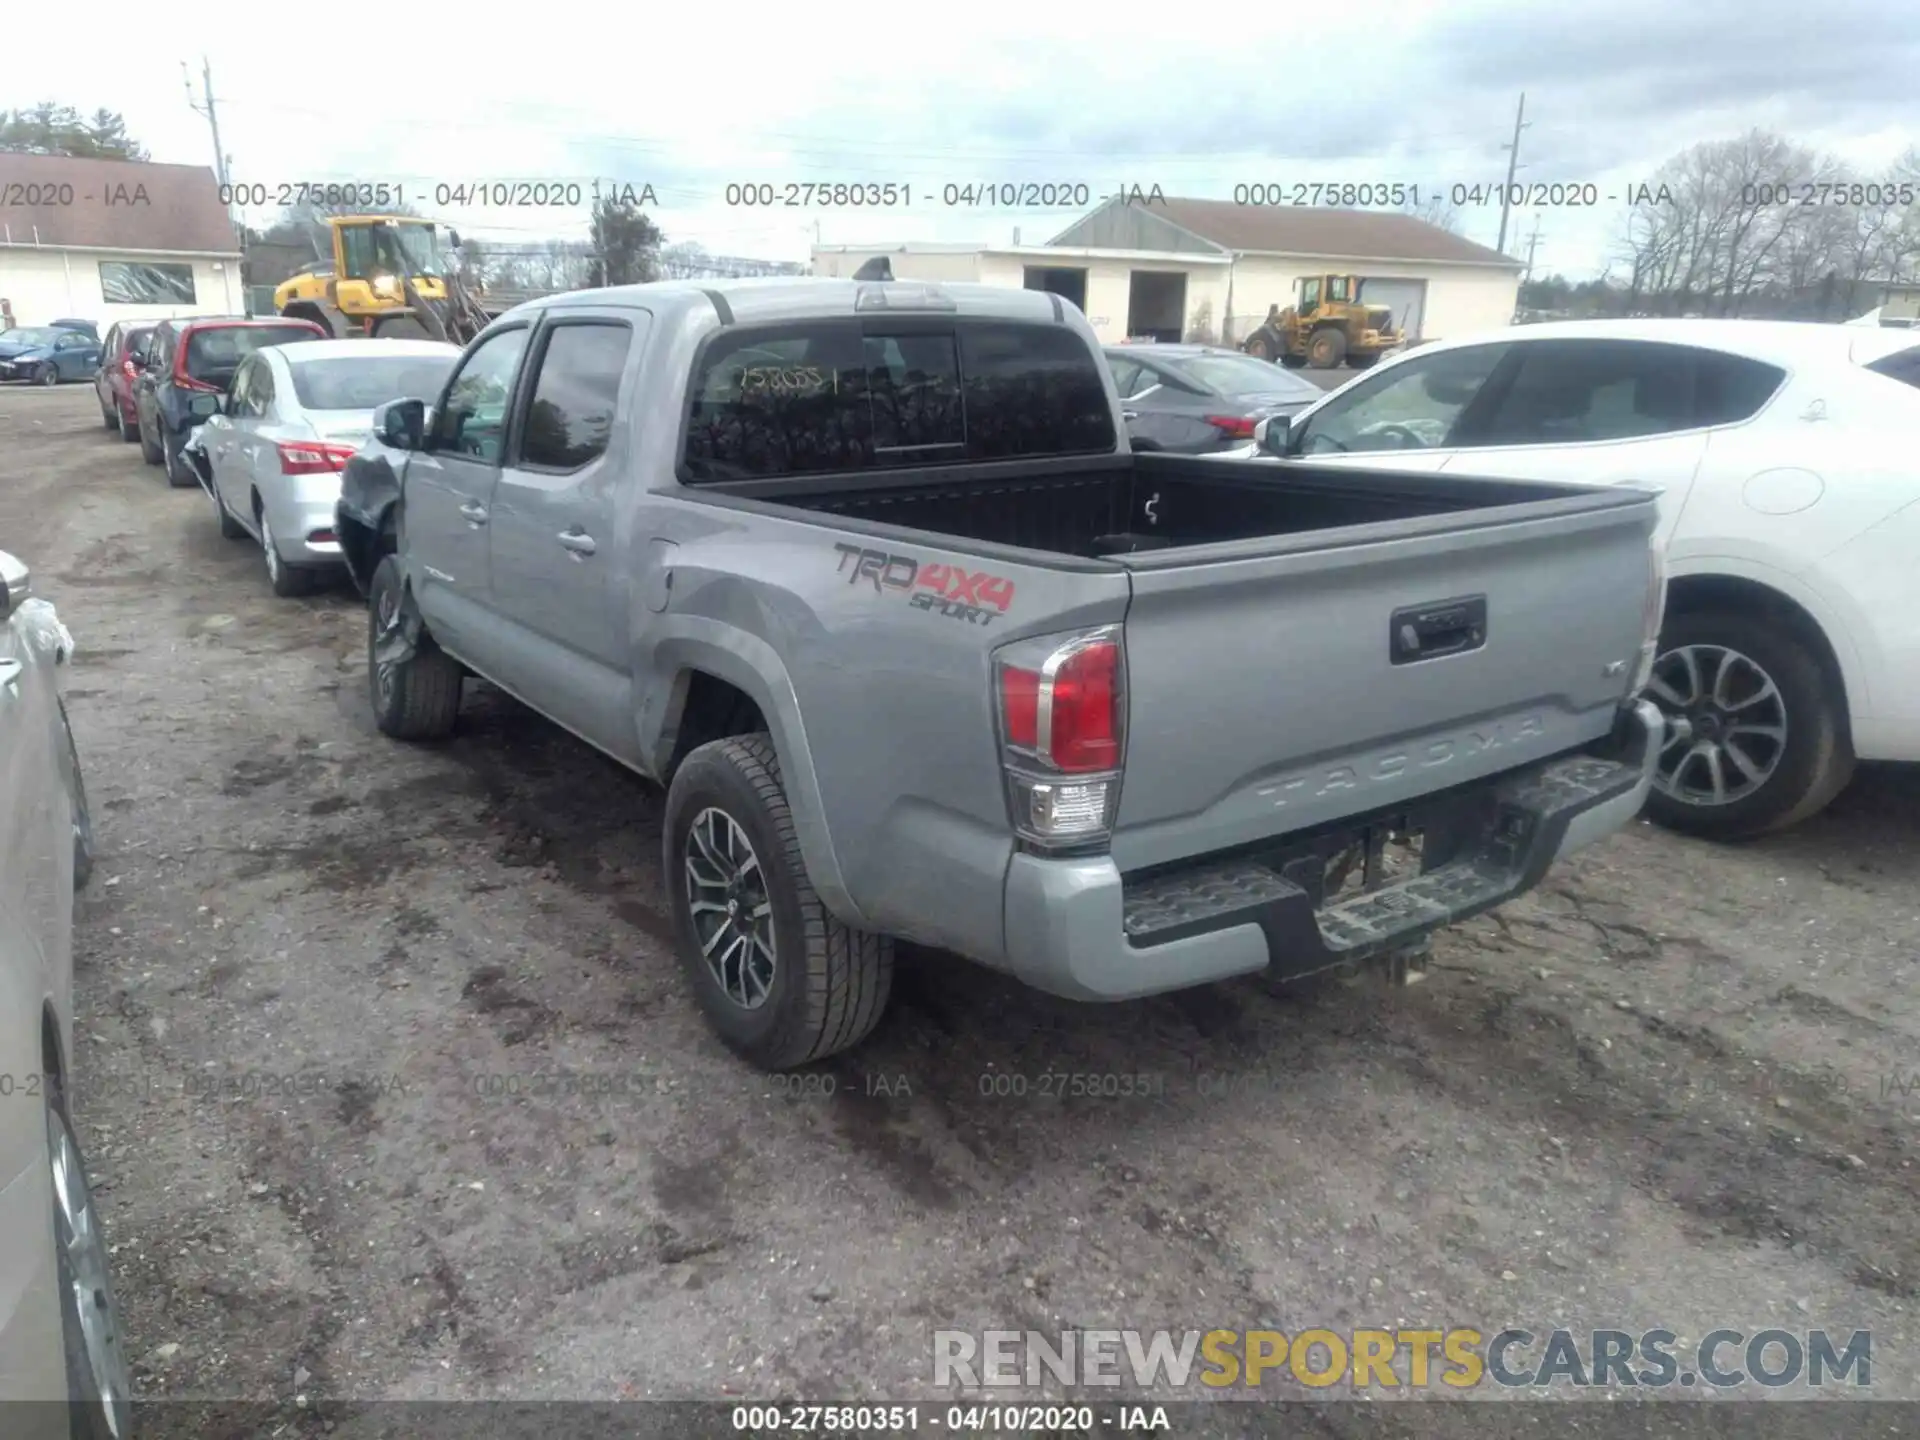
831 542 1017 628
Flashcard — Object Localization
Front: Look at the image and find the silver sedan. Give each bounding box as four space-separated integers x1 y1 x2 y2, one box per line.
195 338 459 597
0 550 127 1439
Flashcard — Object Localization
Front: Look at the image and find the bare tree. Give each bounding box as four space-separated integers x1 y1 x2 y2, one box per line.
1401 192 1462 235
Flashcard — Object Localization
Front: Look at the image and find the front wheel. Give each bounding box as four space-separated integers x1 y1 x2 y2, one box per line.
367 555 463 739
1308 328 1348 369
1642 611 1854 838
665 735 893 1069
37 363 60 387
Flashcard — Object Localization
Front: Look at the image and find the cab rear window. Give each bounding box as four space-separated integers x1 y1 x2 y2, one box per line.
185 325 319 383
682 320 1114 481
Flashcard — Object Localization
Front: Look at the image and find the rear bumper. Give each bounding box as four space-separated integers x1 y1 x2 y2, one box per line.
262 488 346 567
1000 699 1663 1002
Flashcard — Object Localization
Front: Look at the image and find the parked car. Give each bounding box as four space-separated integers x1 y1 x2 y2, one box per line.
191 337 460 596
1246 318 1920 837
91 323 157 442
0 549 128 1440
48 319 101 342
334 278 1664 1070
133 316 325 487
1103 343 1324 454
0 327 103 387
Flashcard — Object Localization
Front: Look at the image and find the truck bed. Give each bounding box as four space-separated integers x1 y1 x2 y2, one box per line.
732 452 1636 560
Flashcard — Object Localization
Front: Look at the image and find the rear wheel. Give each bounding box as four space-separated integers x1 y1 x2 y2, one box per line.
98 398 116 430
1308 328 1348 369
1642 610 1853 839
137 413 162 466
665 735 893 1069
260 512 313 597
116 408 138 444
161 431 196 488
47 1075 132 1440
213 483 246 539
368 555 463 738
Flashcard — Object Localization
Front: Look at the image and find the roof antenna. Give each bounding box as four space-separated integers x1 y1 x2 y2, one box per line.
852 256 893 282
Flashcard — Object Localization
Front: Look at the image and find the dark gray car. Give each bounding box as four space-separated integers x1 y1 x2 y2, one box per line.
1104 343 1325 453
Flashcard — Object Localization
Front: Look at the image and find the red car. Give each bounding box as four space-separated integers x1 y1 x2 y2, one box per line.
93 321 157 442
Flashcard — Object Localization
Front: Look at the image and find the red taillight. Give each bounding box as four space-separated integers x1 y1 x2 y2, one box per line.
277 442 356 475
1206 414 1257 439
120 357 137 380
998 636 1121 774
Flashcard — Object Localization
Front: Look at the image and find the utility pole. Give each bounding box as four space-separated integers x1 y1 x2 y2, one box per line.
1523 213 1542 280
182 58 231 191
1496 91 1529 256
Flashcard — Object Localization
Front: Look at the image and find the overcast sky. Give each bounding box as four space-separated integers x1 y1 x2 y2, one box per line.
21 0 1920 278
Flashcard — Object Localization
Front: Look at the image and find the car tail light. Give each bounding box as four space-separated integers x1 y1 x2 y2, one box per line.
1633 540 1667 693
120 357 138 380
1205 414 1257 440
994 627 1126 848
308 528 336 544
277 441 356 475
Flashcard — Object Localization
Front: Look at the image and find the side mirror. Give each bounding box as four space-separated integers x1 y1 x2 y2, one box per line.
0 550 29 622
376 397 426 451
189 393 222 418
1254 414 1294 458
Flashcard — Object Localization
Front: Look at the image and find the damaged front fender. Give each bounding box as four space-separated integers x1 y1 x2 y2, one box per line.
337 448 407 599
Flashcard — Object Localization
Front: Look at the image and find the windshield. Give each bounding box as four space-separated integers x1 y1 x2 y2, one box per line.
1173 352 1323 397
290 353 458 411
1 327 66 347
384 224 445 278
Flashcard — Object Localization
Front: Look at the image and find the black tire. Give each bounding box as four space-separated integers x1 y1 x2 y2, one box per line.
367 555 462 739
1308 328 1348 369
45 1074 132 1440
372 315 433 340
99 399 116 430
137 413 162 466
117 409 139 444
60 700 94 890
1243 330 1278 363
665 734 892 1069
162 432 196 489
1280 353 1308 369
37 363 60 387
1643 610 1854 839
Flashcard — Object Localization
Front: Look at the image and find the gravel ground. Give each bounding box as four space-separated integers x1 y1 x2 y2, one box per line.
4 383 1916 1437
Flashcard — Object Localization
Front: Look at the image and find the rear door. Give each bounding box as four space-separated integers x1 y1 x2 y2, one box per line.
487 312 645 760
1286 341 1514 473
1430 339 1730 545
401 324 532 658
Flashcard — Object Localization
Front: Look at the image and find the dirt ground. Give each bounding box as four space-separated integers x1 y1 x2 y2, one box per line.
4 383 1916 1437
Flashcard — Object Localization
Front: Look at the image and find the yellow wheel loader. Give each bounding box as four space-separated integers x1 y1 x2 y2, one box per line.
274 216 492 345
1240 275 1403 370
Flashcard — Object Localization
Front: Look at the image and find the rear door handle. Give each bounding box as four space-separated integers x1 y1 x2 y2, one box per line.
1122 410 1138 421
557 530 597 557
459 501 489 526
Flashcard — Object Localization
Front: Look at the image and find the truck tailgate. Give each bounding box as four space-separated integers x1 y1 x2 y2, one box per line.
1110 491 1658 873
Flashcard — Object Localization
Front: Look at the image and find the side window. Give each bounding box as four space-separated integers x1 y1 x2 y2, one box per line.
1295 344 1509 455
1106 356 1143 397
863 332 964 455
1694 352 1784 425
251 360 277 417
228 358 257 416
339 226 378 280
1327 277 1351 303
432 327 530 463
1865 344 1920 392
1300 279 1321 309
1476 340 1703 446
519 322 631 470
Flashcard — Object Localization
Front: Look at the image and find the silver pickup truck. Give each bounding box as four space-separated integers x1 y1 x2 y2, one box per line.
335 277 1666 1070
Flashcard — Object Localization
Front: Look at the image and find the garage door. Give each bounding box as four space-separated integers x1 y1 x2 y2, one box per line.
1361 278 1427 338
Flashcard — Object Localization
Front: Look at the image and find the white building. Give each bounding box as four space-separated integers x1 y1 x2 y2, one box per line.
0 154 244 330
814 195 1522 347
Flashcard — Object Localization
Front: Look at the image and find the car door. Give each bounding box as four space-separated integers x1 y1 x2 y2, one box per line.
54 330 98 380
205 356 258 517
486 312 644 761
1284 340 1514 472
228 354 285 517
401 324 533 660
1122 359 1214 452
94 325 120 408
1428 339 1718 546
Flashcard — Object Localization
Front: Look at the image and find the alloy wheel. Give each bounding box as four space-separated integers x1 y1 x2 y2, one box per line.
1646 643 1789 807
48 1104 131 1437
683 807 776 1009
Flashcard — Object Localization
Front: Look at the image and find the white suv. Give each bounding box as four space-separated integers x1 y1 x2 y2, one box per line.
1251 319 1920 838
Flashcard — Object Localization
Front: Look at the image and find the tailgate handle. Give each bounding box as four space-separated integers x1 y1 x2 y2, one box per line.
1391 595 1487 665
